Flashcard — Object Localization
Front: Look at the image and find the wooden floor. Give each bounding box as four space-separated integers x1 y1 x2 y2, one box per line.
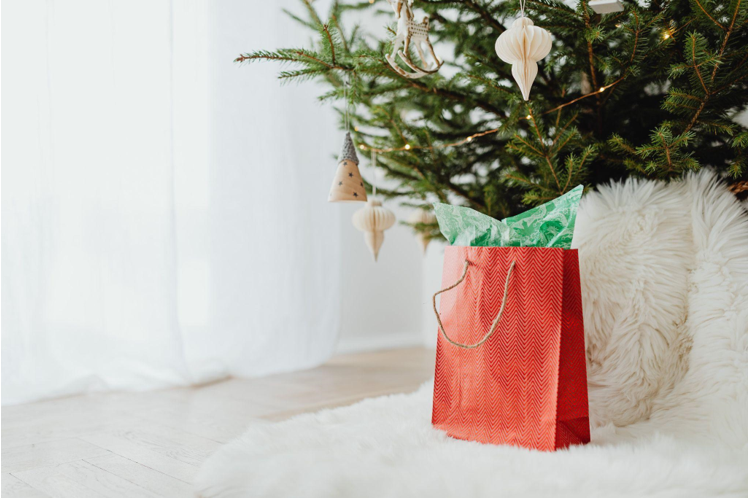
2 347 435 497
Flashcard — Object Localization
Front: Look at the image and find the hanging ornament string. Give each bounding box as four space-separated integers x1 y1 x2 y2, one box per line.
371 149 378 197
519 0 526 18
329 74 367 203
344 76 350 133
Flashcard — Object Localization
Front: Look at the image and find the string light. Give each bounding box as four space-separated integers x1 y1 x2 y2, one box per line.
541 77 624 115
358 128 500 153
354 78 628 154
344 16 680 158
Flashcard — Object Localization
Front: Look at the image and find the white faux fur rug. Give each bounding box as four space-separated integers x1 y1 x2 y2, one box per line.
196 172 748 498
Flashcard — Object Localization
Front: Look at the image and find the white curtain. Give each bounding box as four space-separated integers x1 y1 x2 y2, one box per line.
2 0 341 405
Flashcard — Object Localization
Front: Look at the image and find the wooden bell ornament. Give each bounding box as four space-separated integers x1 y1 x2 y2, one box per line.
495 16 552 101
408 208 436 255
352 199 396 262
328 132 367 202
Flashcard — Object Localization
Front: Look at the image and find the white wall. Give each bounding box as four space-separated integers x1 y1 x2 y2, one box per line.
336 202 426 353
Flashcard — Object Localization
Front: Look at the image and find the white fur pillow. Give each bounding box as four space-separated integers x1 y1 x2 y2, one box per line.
574 172 748 428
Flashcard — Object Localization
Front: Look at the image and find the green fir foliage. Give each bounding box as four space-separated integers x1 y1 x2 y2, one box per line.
236 0 748 230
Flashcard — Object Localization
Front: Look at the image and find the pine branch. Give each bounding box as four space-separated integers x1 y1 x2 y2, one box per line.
691 0 726 31
237 0 748 227
322 24 337 66
710 0 741 82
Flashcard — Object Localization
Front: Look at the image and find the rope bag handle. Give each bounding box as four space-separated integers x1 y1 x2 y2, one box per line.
432 259 515 349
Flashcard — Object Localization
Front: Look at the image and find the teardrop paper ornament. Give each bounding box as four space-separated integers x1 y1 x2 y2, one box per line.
328 132 367 203
408 208 437 255
495 17 552 101
352 199 396 261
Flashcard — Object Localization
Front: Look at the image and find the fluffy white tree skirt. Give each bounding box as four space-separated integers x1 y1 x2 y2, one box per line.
196 172 748 498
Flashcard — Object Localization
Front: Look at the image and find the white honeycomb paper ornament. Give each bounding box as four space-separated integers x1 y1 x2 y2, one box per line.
352 199 396 262
495 16 552 101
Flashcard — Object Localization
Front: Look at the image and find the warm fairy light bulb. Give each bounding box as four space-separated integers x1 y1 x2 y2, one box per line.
599 86 606 93
467 136 473 142
662 32 671 39
359 144 365 150
525 114 532 119
404 144 411 150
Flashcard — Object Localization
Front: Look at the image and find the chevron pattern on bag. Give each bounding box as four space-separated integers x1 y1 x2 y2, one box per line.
432 246 589 451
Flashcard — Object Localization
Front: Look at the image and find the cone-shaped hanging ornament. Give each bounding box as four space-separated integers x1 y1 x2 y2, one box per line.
328 132 367 202
495 17 552 101
408 208 437 255
352 199 396 261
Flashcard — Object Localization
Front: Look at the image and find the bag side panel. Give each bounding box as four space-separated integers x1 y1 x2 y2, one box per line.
554 249 591 448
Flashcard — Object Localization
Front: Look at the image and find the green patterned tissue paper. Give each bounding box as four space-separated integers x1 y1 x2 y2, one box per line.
434 185 583 249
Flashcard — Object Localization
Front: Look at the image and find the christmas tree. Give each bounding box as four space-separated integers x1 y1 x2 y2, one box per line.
236 0 748 239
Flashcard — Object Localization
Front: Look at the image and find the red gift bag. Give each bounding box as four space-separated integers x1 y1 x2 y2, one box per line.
432 246 590 451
